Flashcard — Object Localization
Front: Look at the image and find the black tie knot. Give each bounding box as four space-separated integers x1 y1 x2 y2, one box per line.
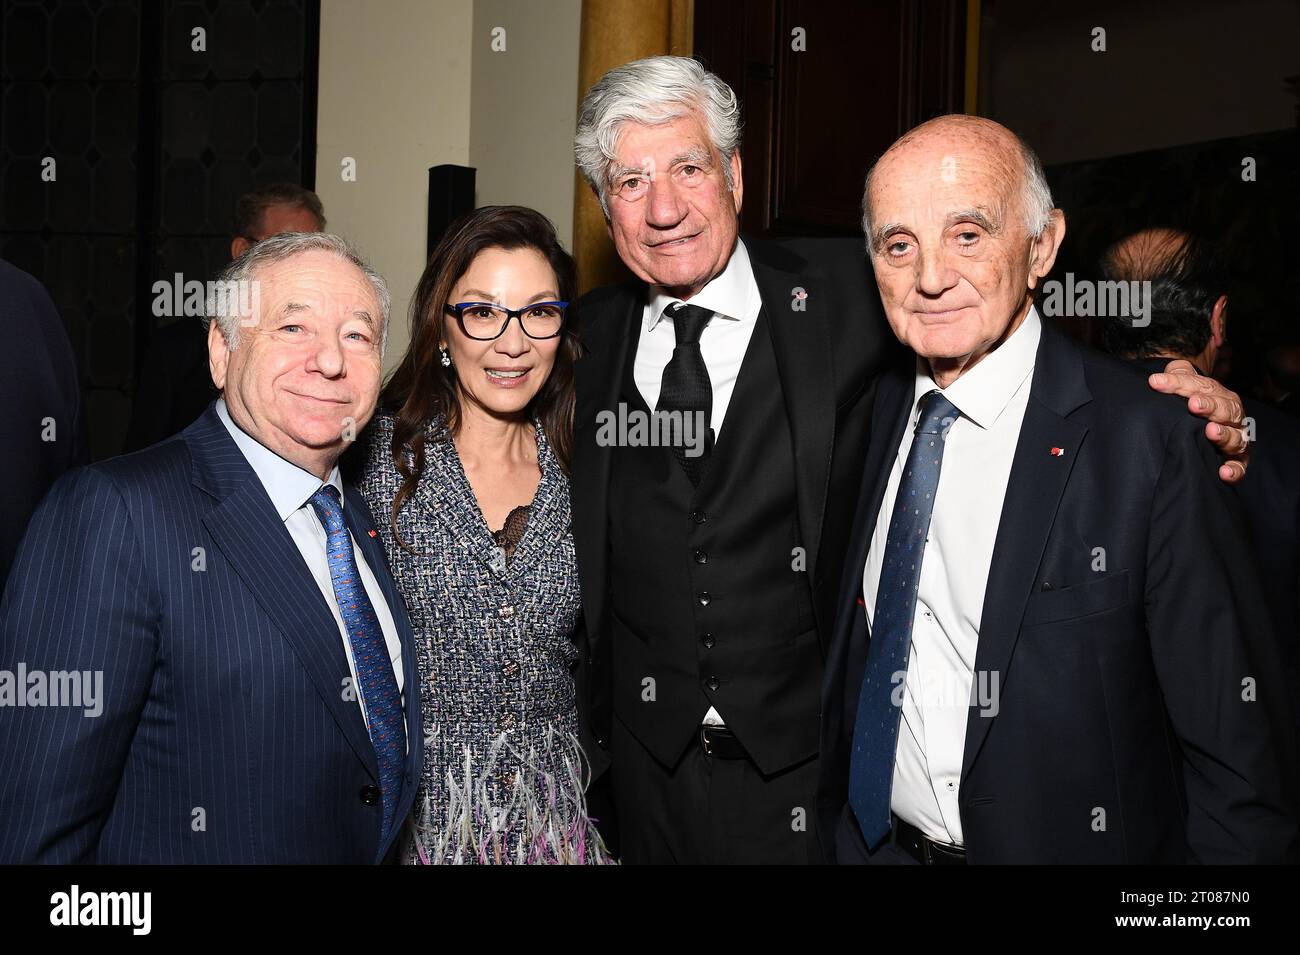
667 302 713 346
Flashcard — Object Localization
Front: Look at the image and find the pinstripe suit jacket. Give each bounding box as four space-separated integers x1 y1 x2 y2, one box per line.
0 404 423 863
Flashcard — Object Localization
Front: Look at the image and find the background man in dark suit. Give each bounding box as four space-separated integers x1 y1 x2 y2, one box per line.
820 115 1296 864
0 232 421 863
570 57 1252 865
0 259 86 593
1099 228 1300 758
124 183 326 452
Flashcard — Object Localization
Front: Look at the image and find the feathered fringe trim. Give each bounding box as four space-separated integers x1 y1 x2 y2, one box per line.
402 723 617 865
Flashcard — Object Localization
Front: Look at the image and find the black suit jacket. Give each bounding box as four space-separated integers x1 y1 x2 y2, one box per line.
0 260 86 592
820 323 1299 863
571 236 895 775
1132 359 1300 745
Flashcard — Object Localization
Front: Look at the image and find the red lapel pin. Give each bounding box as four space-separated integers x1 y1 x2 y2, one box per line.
1050 447 1064 457
368 529 378 537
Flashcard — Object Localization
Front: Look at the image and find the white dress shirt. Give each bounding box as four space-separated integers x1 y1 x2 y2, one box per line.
633 239 762 727
634 238 762 438
862 307 1041 845
216 399 406 742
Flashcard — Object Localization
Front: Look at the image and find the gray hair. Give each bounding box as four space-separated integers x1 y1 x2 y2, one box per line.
205 231 390 357
860 132 1055 249
575 55 742 217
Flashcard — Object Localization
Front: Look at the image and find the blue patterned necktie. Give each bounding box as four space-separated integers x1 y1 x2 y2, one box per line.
848 389 960 849
309 485 406 838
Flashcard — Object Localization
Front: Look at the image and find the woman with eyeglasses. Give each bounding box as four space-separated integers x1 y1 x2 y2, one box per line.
353 205 612 864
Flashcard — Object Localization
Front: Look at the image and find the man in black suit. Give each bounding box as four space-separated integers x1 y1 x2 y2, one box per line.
572 56 891 863
1099 228 1300 752
571 59 1256 865
0 259 87 592
820 115 1297 864
124 183 325 451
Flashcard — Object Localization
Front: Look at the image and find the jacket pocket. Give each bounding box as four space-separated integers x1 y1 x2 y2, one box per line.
1021 570 1130 628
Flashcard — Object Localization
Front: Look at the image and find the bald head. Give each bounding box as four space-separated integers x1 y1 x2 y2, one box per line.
863 115 1053 249
1103 227 1189 282
861 114 1065 386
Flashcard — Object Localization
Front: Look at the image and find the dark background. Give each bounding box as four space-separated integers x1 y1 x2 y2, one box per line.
0 0 319 460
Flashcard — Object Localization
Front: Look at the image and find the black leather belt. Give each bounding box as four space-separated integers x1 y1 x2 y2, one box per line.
894 816 967 865
698 724 748 760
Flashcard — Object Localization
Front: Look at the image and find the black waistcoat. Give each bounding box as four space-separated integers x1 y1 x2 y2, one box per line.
607 306 820 774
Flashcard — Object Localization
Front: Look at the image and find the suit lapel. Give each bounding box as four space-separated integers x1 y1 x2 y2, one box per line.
836 366 912 642
823 366 910 749
412 431 492 551
343 488 424 852
186 409 380 783
572 284 642 642
961 325 1092 781
407 415 569 589
752 240 837 586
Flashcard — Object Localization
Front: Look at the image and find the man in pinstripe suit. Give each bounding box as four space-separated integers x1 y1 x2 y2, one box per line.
0 233 423 863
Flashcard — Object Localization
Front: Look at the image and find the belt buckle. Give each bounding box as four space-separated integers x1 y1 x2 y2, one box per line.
699 725 715 756
925 837 966 865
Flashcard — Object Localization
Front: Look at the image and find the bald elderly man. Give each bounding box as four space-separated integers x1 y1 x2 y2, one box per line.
819 116 1297 864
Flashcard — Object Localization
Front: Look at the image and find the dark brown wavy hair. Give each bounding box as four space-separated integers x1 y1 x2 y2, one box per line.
381 205 579 548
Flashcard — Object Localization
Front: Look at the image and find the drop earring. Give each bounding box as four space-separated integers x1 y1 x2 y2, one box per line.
439 347 451 368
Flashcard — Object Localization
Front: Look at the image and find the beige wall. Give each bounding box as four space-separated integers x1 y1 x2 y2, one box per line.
315 0 474 376
470 0 582 250
316 0 584 376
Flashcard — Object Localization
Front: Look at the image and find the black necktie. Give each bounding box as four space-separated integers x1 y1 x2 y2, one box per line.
656 301 715 485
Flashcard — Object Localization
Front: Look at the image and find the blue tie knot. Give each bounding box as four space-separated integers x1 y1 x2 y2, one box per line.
915 390 960 436
308 484 345 530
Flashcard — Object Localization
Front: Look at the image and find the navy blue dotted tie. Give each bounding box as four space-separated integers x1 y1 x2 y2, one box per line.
309 485 406 838
848 389 960 849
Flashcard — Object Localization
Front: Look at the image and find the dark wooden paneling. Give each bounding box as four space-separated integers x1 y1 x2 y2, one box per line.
696 0 966 236
0 0 321 459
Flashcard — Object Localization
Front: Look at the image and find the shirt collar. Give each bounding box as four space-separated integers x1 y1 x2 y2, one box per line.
215 398 343 522
912 305 1042 430
645 238 758 331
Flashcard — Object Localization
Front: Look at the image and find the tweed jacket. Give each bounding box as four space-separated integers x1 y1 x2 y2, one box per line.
355 412 610 864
